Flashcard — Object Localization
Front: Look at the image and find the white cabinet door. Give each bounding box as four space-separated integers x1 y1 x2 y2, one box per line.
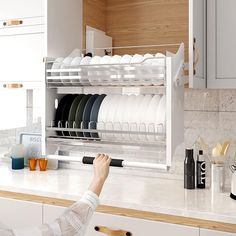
0 197 42 228
189 0 206 88
0 33 44 87
207 0 236 88
0 0 44 20
43 204 66 224
200 228 236 236
85 212 199 236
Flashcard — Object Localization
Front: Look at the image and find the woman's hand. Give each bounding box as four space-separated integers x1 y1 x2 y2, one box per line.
88 154 111 196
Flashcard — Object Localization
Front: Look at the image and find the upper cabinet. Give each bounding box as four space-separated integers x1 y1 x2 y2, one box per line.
0 0 82 89
0 0 44 20
189 0 236 89
207 0 236 88
189 0 206 88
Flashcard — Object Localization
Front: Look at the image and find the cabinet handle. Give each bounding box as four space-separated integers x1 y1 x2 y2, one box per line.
94 226 132 236
3 19 23 26
3 83 23 89
193 37 199 75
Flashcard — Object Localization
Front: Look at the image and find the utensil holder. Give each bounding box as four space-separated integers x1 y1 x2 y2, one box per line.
11 157 24 170
211 163 224 192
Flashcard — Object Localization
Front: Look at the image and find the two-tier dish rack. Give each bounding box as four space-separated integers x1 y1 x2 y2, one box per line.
42 43 184 171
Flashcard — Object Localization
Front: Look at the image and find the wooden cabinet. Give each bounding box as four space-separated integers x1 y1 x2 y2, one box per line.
207 0 236 88
0 197 42 228
200 228 236 236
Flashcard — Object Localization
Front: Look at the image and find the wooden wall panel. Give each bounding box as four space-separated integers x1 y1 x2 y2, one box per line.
105 0 188 57
83 0 106 48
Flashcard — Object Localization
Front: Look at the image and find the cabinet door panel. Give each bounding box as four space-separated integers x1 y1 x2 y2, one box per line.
200 228 236 236
189 0 206 88
85 212 199 236
207 0 236 88
43 204 66 224
0 33 44 85
0 197 42 228
0 0 44 20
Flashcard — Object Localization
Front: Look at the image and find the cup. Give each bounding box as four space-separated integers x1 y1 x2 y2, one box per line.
11 157 24 170
211 163 224 192
28 158 38 171
39 158 48 171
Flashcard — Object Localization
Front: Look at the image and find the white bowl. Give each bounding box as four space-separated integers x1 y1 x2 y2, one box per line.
69 57 82 85
89 56 102 85
51 57 64 76
120 54 132 64
79 56 92 85
100 56 112 85
60 57 73 85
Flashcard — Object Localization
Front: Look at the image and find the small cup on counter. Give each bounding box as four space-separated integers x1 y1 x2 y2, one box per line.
38 158 48 171
28 158 38 171
11 157 24 170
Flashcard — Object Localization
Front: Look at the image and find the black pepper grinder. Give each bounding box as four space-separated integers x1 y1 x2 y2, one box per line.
184 149 195 189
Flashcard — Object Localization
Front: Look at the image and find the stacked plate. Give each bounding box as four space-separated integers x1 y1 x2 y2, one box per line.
54 93 166 141
50 53 166 86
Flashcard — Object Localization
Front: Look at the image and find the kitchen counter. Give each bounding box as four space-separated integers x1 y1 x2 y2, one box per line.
0 161 235 233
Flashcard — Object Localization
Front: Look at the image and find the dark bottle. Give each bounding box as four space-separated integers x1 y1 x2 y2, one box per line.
184 149 195 189
196 150 206 189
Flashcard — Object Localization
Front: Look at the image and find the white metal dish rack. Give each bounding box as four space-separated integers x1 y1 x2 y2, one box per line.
42 43 184 171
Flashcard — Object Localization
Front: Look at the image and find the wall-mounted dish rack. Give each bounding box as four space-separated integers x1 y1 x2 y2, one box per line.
42 43 184 171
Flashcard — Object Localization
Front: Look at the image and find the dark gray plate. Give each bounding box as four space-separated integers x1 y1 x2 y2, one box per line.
75 94 92 137
68 94 84 136
82 94 99 137
90 94 106 138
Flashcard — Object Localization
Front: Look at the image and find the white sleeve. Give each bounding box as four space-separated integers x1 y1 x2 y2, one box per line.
7 191 99 236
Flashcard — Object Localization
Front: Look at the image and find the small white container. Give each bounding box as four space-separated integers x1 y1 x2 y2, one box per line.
211 163 224 192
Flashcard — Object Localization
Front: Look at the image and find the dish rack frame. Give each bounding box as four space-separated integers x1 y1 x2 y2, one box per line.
42 43 184 171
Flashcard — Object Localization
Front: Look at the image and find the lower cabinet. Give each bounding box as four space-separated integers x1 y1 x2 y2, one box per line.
42 204 198 236
200 228 236 236
0 197 42 228
43 204 66 224
85 212 199 236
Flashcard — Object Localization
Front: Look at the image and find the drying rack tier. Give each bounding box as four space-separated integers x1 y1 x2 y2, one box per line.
42 43 185 171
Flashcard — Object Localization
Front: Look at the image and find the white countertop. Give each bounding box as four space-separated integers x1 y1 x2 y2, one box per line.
0 161 235 225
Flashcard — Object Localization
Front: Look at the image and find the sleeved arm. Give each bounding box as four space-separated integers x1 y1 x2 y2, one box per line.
9 191 99 236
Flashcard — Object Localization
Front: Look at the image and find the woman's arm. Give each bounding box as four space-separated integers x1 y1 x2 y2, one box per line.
10 154 111 236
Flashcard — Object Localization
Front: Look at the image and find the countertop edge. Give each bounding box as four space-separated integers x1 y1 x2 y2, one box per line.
0 190 235 233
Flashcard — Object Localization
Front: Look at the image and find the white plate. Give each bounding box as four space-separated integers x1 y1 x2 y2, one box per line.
113 95 128 140
129 95 144 141
97 95 114 139
89 56 101 85
121 95 136 140
105 95 121 139
155 94 166 133
145 95 162 141
138 95 153 141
